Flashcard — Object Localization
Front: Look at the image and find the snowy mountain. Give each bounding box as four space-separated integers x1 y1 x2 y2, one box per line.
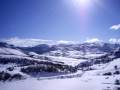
0 42 26 56
0 40 120 90
2 38 78 47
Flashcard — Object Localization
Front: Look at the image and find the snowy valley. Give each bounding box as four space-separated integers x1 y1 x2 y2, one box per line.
0 39 120 90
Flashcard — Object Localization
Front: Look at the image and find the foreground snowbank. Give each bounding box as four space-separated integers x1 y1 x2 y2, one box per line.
0 74 120 90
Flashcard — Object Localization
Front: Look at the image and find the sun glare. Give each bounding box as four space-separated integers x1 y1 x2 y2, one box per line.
78 0 90 5
71 0 92 8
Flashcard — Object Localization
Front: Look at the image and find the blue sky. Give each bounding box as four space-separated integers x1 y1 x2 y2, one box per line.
0 0 120 42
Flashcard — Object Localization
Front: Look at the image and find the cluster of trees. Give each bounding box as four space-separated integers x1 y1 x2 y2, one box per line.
94 55 113 64
114 79 120 90
0 57 36 66
103 65 120 76
103 72 112 76
76 54 114 71
114 48 120 58
115 79 120 85
0 71 24 81
0 56 77 78
0 57 61 67
76 61 93 71
21 64 77 75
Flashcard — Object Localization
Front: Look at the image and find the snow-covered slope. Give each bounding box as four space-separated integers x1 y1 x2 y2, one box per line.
0 47 26 56
0 39 120 90
0 71 120 90
86 58 120 76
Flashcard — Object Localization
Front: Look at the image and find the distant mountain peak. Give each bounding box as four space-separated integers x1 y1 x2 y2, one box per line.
1 37 79 47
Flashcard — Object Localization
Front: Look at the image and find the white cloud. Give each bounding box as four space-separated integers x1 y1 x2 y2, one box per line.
84 38 102 43
110 24 120 30
109 38 120 44
57 40 78 44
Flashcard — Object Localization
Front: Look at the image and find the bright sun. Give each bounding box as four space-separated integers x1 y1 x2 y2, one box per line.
71 0 92 8
79 0 90 4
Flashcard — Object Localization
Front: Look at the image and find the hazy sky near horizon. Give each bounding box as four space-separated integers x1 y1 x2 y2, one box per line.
0 0 120 42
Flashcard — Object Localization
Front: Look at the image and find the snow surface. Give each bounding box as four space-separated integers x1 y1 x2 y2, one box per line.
84 53 106 58
83 58 120 76
0 74 119 90
0 48 26 56
0 39 120 90
0 58 120 90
